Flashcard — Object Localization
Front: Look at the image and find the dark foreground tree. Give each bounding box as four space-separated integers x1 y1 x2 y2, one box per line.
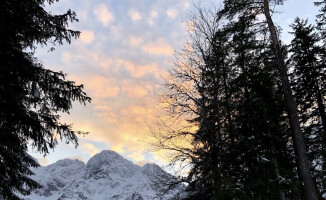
0 0 91 199
289 18 326 196
151 5 302 199
220 0 319 198
315 0 326 41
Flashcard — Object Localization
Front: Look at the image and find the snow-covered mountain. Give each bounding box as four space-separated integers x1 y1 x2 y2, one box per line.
26 150 184 200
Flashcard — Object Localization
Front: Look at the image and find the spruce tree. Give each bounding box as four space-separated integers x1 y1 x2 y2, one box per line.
154 5 302 199
0 0 91 199
289 18 326 195
315 0 326 41
225 15 302 199
220 1 319 198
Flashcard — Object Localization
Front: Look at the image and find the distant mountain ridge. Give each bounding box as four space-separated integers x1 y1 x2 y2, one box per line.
26 150 184 200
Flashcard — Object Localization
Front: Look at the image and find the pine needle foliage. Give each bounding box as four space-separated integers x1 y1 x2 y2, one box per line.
0 0 91 199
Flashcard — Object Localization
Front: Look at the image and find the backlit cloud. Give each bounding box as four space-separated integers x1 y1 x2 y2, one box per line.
128 151 145 162
142 38 174 55
122 81 153 98
81 143 100 156
80 75 120 100
94 4 113 26
126 62 161 78
30 0 196 167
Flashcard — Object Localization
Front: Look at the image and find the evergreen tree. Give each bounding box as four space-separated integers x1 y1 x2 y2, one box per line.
0 0 91 199
153 5 302 199
220 1 319 198
315 0 326 41
224 15 301 199
288 18 326 195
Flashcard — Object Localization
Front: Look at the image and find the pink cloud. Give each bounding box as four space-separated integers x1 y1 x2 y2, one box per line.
94 4 113 26
79 30 94 44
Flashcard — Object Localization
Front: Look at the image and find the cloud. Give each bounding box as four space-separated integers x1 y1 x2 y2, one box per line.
135 160 148 167
127 62 161 78
67 156 85 163
82 75 120 99
142 38 174 55
80 30 94 44
104 59 161 78
166 9 178 19
81 143 99 156
37 157 50 166
94 4 113 26
28 0 194 168
183 2 190 9
128 151 145 162
129 9 142 21
121 81 153 98
150 10 158 18
111 144 125 154
128 35 143 47
147 19 155 26
93 105 118 123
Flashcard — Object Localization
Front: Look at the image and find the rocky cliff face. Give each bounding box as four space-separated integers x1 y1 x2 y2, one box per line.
26 150 184 200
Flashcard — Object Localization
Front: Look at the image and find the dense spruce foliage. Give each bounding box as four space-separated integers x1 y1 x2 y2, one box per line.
289 18 326 196
0 0 91 199
154 1 326 200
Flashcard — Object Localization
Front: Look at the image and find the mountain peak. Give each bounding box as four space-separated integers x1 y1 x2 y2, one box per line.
85 149 134 169
26 150 184 200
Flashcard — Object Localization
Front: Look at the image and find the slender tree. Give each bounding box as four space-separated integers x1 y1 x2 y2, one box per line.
0 0 91 199
289 18 326 195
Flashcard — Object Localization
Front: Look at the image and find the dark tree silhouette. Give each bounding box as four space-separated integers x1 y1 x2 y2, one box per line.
0 0 91 199
289 18 326 196
151 5 302 199
220 0 319 198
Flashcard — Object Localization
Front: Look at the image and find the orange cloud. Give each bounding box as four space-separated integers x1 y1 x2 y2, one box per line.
81 143 99 156
121 80 153 98
133 63 161 78
128 151 145 162
142 38 174 55
104 59 161 78
83 75 120 99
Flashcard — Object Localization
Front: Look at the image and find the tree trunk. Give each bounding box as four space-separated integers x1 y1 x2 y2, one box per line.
263 0 319 199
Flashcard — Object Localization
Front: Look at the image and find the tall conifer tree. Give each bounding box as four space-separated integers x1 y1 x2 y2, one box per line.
155 5 302 199
289 18 326 195
0 0 91 199
220 1 319 198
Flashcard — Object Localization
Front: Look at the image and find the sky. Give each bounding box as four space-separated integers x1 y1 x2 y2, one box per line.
28 0 321 167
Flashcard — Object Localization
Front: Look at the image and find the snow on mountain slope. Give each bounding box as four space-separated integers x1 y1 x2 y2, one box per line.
26 150 184 200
